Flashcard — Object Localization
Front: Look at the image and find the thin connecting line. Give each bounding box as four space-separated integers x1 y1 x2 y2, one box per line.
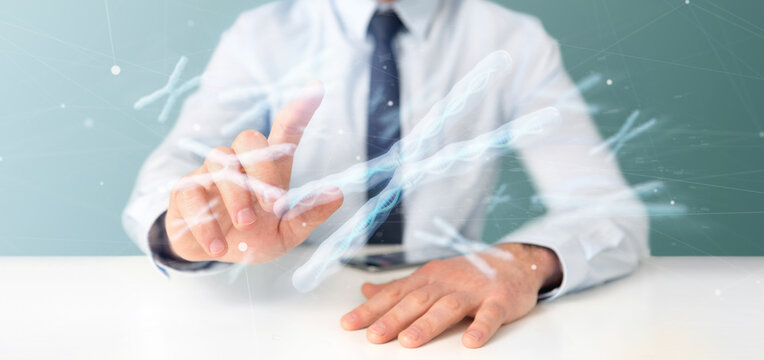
686 3 763 133
567 2 685 73
559 43 764 81
622 171 764 196
701 0 764 35
103 0 116 66
0 20 163 75
243 269 259 345
0 31 171 145
692 1 764 41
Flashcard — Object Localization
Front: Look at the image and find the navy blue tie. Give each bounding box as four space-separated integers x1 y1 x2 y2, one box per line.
367 10 404 245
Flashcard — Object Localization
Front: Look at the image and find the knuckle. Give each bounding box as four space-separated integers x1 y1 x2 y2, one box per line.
383 286 402 301
177 186 202 206
470 321 491 334
407 290 430 306
379 313 399 328
172 175 196 194
213 145 233 154
414 318 435 336
276 118 305 138
492 291 514 306
483 303 506 321
196 220 222 240
197 229 217 244
206 146 235 168
354 305 374 321
439 296 462 311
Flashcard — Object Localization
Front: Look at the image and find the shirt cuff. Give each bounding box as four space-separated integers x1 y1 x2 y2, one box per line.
497 220 589 302
148 212 233 276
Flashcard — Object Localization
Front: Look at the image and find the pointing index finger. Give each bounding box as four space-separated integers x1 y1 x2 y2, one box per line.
267 80 324 191
268 80 324 147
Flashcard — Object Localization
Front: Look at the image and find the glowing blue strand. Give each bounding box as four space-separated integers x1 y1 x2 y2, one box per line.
484 184 511 213
608 118 656 158
133 56 201 123
290 107 561 292
275 52 514 215
221 97 271 136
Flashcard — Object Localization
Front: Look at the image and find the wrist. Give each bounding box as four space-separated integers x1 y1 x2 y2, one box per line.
494 243 562 292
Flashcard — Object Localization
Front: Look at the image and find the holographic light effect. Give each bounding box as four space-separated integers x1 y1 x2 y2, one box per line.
415 217 514 278
149 50 685 291
290 106 561 292
274 51 514 216
483 184 511 214
590 110 657 160
217 52 331 137
133 56 201 123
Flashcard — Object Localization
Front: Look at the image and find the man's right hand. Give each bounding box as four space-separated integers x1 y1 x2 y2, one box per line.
164 81 344 264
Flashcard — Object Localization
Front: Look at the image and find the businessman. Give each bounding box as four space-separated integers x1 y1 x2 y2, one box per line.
123 0 648 348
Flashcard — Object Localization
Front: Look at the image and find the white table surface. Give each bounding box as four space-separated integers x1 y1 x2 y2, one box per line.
1 248 762 360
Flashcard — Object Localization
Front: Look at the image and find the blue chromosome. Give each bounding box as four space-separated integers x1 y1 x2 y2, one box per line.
414 217 515 278
590 110 657 159
484 184 511 213
276 51 514 215
134 56 201 123
290 106 561 292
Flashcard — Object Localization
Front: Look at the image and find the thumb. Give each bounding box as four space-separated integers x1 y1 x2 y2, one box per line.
278 186 344 250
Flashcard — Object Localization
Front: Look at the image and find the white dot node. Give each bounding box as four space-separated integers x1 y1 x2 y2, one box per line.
653 189 658 193
338 129 344 135
111 65 121 75
714 289 721 296
238 242 248 252
0 156 3 162
759 132 764 138
192 123 201 131
670 200 676 205
387 100 394 107
606 79 613 86
60 103 67 109
685 0 690 4
530 264 537 271
302 222 307 227
99 181 104 186
355 155 361 160
84 118 94 128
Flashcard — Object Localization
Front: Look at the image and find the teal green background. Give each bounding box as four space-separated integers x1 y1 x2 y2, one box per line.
0 0 762 256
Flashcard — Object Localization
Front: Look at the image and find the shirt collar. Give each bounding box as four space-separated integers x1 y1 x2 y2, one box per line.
331 0 442 41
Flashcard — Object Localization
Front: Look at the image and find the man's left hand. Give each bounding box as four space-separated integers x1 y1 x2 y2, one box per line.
340 243 562 348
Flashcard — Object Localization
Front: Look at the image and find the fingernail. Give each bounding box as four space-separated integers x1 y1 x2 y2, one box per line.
402 327 420 341
209 239 226 256
466 330 482 342
342 313 357 325
369 323 386 336
237 208 256 225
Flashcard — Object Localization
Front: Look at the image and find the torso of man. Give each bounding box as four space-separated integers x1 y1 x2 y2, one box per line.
198 0 560 245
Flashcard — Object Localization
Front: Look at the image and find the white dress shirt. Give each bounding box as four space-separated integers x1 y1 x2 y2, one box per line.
122 0 648 300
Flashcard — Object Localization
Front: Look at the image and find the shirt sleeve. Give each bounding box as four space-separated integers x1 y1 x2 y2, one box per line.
121 13 270 274
497 18 649 300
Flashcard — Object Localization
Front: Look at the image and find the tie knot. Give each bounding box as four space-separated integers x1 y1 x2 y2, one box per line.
369 10 404 43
